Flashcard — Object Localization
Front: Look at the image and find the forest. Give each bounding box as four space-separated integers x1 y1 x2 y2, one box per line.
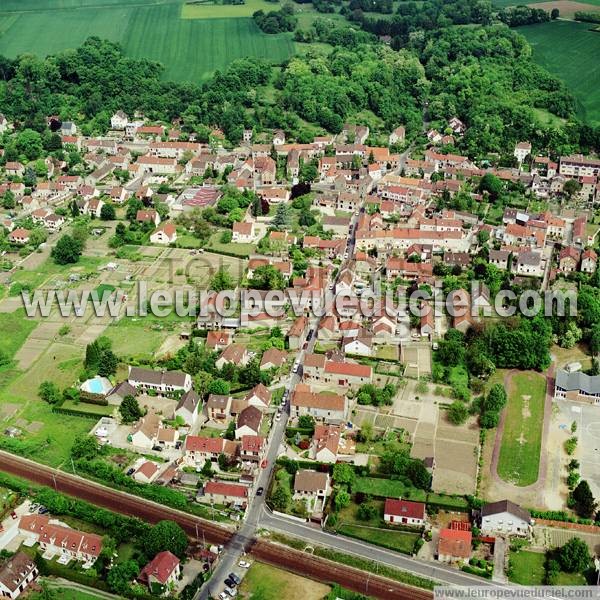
0 22 600 157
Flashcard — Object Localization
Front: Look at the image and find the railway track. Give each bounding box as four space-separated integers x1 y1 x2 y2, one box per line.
0 450 433 599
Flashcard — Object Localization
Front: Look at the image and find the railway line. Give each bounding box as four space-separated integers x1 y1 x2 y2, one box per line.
0 450 433 599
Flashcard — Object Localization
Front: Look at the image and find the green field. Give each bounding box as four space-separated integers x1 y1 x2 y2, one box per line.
493 0 600 6
182 0 283 18
338 523 420 554
519 21 600 124
0 0 295 82
509 550 546 585
497 371 546 487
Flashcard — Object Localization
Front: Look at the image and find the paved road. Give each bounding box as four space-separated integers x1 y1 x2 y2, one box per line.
258 507 499 589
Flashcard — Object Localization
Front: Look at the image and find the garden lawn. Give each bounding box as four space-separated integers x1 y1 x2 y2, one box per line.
0 310 38 361
509 550 546 585
352 477 427 501
497 371 546 487
206 231 256 257
337 523 420 554
239 562 331 600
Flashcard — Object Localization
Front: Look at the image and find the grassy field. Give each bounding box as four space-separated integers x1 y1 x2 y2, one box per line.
0 0 295 82
206 231 256 257
102 317 172 359
519 21 600 124
497 371 546 487
0 310 38 361
509 550 546 585
353 477 428 501
239 562 331 600
338 523 419 554
493 0 600 6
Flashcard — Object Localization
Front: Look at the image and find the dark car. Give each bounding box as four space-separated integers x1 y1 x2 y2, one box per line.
152 445 163 452
229 573 242 586
126 468 135 476
224 578 235 588
256 487 264 496
307 329 314 339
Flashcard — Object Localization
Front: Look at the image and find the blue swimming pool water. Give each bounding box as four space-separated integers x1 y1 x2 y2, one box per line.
88 378 104 394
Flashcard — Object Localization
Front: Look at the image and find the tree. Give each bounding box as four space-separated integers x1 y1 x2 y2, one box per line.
271 484 291 511
271 203 291 230
107 560 139 595
119 395 143 424
38 381 61 404
2 190 15 210
448 401 469 425
218 452 229 471
16 129 43 161
100 203 117 220
558 537 591 573
407 460 431 490
51 234 82 265
551 7 559 18
70 435 99 460
207 378 230 395
143 520 188 558
334 488 350 511
250 264 286 290
210 267 234 292
572 480 597 518
564 178 582 199
98 348 118 377
298 414 315 430
478 173 503 201
333 463 355 487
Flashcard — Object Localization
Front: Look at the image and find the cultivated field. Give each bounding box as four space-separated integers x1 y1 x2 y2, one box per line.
519 21 600 124
497 371 546 487
0 0 296 82
528 0 600 16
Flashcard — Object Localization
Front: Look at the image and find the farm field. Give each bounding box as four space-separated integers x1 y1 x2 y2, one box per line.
497 371 546 487
0 0 296 82
519 21 600 124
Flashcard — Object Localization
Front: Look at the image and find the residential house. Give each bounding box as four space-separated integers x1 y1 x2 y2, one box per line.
19 515 103 564
111 111 128 130
232 221 257 243
515 251 543 277
106 381 137 406
150 222 177 245
480 500 531 536
235 406 262 439
581 248 597 273
260 348 287 371
8 228 30 245
0 552 38 600
244 383 272 410
174 390 201 426
287 316 309 350
384 499 426 527
291 384 347 424
240 435 265 463
133 461 161 483
206 394 232 422
184 436 238 467
215 343 250 370
312 424 342 463
206 330 232 351
389 126 405 145
514 142 532 164
130 413 161 449
558 247 580 273
201 481 248 507
128 366 192 394
139 551 180 595
489 249 510 270
136 209 161 226
293 470 331 514
437 529 472 563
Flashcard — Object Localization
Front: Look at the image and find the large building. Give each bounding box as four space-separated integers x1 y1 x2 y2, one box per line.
554 369 600 404
0 552 38 600
480 500 531 536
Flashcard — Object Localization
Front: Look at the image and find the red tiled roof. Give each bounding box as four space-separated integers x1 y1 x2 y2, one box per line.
384 498 425 520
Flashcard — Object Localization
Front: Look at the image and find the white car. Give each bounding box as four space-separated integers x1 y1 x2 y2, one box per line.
219 593 228 600
343 252 349 259
275 412 281 421
292 363 299 373
238 561 251 568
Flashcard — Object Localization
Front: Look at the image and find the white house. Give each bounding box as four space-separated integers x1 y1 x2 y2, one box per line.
232 221 257 243
133 461 161 483
150 222 178 245
384 499 426 527
514 141 532 164
128 366 192 395
480 500 531 536
0 552 38 600
111 111 129 130
293 470 331 514
175 390 201 426
139 551 180 595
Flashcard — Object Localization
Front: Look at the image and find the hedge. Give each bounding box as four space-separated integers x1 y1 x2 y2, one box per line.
52 406 104 419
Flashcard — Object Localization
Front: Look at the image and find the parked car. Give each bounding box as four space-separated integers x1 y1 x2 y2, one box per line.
126 468 135 476
224 578 235 588
152 445 163 452
10 511 18 520
29 504 39 513
219 592 228 600
229 573 242 586
256 487 264 496
238 561 251 568
261 459 268 468
225 587 237 597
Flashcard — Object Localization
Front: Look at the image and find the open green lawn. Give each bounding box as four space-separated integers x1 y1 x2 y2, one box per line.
240 562 331 600
497 371 546 487
337 523 420 554
0 342 91 467
519 21 600 124
353 477 427 501
0 310 38 361
102 317 174 359
206 231 256 257
509 550 546 585
0 0 295 82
